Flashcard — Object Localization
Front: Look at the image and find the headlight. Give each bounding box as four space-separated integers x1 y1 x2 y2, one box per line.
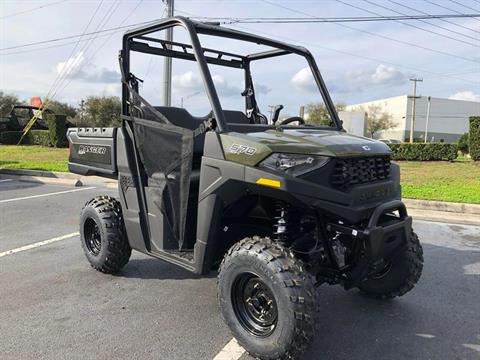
258 153 330 176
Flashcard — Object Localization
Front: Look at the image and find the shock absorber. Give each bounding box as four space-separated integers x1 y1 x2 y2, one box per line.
273 201 290 247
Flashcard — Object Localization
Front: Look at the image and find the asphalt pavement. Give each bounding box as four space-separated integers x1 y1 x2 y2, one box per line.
0 178 479 360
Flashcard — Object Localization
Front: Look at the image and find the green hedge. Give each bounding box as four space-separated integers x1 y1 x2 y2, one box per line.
470 116 480 161
388 143 458 161
46 113 67 147
0 130 50 145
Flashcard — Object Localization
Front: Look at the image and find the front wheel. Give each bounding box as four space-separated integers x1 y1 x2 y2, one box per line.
218 237 317 360
80 196 131 274
358 230 423 299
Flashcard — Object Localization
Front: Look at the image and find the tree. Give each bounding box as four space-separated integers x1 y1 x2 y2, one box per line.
45 100 77 120
305 102 346 126
360 104 396 138
0 92 20 117
83 96 121 127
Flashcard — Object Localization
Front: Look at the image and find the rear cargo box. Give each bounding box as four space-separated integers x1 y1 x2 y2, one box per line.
67 127 117 177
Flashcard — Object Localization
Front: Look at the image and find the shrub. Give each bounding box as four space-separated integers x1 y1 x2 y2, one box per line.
470 116 480 161
46 113 67 147
0 130 50 145
388 143 458 161
30 130 51 146
457 132 469 155
0 131 24 144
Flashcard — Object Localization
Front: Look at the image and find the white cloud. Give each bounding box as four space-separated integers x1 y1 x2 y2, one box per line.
346 64 406 86
172 71 203 90
56 52 84 77
291 67 316 92
172 71 242 97
449 91 480 102
55 51 119 84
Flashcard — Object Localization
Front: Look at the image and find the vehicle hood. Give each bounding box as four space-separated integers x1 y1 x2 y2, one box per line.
220 129 391 166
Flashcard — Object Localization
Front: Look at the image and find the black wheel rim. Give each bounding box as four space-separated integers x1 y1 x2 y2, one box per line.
231 272 278 337
371 261 392 279
84 218 102 256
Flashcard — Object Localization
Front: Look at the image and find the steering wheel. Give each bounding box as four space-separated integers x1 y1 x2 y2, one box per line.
279 116 305 126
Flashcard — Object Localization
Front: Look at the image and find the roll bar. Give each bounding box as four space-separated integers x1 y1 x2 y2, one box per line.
121 16 342 132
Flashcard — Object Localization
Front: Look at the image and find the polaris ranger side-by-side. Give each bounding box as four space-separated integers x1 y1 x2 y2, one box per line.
67 17 423 360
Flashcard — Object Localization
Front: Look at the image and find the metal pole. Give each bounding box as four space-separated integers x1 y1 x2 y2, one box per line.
162 0 174 106
408 78 422 143
424 96 431 143
299 105 305 118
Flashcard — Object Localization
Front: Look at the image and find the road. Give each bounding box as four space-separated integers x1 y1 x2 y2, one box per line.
0 179 479 360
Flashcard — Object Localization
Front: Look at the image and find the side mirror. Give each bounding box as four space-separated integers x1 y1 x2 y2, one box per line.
271 105 284 124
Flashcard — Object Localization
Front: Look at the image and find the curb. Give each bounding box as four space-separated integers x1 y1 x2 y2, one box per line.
404 198 480 215
0 168 117 189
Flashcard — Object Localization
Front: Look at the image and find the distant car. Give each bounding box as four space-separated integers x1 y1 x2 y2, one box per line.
0 105 73 132
0 105 52 132
379 138 401 144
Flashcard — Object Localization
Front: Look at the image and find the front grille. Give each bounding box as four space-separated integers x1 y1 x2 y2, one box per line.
330 156 391 190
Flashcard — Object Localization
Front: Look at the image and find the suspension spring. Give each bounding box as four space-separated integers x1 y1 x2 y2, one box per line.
273 201 290 247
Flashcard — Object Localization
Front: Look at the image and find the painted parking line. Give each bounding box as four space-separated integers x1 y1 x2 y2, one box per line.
213 338 245 360
0 179 13 183
0 232 79 258
0 187 95 204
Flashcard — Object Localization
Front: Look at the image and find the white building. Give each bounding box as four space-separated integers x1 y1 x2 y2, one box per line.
343 95 480 142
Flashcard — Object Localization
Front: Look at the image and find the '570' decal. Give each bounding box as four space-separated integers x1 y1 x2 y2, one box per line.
229 144 257 156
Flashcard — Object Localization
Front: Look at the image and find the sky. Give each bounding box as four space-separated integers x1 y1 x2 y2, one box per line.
1 0 479 116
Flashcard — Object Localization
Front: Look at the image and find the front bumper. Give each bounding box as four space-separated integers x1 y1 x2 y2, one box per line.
326 200 412 287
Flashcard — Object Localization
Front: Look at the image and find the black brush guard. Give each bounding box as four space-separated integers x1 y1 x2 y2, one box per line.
327 200 412 288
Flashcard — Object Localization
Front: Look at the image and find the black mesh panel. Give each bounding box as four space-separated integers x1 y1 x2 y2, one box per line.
132 117 193 249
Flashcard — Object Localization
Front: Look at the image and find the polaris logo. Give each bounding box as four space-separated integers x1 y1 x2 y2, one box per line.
78 145 107 156
362 145 371 151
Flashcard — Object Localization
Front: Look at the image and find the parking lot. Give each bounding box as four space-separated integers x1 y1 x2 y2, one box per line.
0 178 479 360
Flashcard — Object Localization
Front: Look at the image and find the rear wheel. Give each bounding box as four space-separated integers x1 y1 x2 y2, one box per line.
218 237 317 360
80 196 131 274
358 230 423 299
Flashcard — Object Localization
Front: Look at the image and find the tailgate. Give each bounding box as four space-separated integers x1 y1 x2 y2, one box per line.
67 127 117 177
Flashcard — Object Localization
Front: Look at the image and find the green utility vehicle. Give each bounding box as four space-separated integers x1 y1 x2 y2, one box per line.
67 17 423 360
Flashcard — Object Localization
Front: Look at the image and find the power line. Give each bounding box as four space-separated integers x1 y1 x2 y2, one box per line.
3 13 480 54
52 0 124 99
197 14 480 24
260 0 480 63
424 0 480 23
174 7 478 85
386 0 480 35
46 0 106 102
56 0 145 98
0 19 158 52
1 33 116 56
0 0 68 20
381 0 480 43
448 0 480 13
340 0 479 48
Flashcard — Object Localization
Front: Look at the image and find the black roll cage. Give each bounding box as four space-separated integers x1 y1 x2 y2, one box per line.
120 16 342 132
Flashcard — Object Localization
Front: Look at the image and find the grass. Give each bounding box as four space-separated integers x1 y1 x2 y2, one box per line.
0 145 69 172
1 145 479 204
398 160 480 204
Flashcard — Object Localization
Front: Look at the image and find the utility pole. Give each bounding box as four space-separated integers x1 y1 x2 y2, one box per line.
424 96 431 143
408 78 422 143
162 0 174 106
